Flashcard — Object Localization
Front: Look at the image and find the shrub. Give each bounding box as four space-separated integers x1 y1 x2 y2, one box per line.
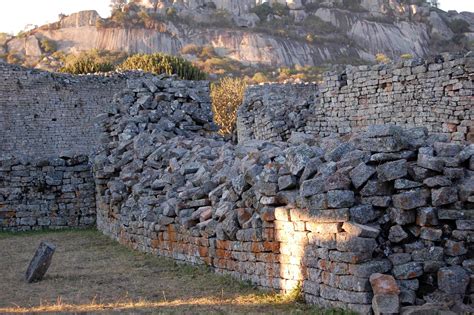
119 53 206 80
375 53 391 64
251 3 273 21
301 16 338 34
60 50 115 74
211 77 246 135
181 44 200 55
6 52 23 65
449 19 470 34
400 53 413 60
40 38 57 54
252 72 269 84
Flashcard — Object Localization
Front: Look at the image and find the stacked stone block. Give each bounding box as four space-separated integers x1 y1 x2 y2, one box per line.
237 83 319 142
95 76 473 313
0 62 139 158
238 52 473 144
0 155 96 231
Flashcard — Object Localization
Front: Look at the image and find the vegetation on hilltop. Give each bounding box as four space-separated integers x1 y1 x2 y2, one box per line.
119 53 206 80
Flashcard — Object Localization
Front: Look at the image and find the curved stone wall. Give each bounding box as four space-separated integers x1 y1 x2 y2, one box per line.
0 62 130 158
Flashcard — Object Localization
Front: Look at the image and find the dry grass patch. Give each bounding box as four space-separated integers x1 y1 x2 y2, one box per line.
0 229 354 314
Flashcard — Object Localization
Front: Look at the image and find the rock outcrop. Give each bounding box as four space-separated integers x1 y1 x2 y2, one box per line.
2 1 473 70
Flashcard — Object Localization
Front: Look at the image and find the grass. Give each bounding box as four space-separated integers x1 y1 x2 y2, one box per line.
0 229 354 314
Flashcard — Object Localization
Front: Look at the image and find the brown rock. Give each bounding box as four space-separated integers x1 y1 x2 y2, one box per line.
370 273 401 295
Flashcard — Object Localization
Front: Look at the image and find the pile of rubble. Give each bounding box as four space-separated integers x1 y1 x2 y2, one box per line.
94 76 473 314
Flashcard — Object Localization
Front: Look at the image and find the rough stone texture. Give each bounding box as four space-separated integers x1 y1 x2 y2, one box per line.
0 62 136 157
93 76 473 314
0 155 96 231
25 241 56 283
238 52 473 144
2 55 473 313
438 266 470 295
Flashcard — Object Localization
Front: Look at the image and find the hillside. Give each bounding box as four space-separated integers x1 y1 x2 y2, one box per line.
0 0 473 79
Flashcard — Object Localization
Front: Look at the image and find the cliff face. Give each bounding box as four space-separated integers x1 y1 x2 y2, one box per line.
2 0 473 70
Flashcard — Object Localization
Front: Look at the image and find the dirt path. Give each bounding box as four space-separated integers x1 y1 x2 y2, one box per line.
0 229 350 314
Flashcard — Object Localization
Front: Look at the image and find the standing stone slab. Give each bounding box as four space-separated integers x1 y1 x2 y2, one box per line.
25 241 56 283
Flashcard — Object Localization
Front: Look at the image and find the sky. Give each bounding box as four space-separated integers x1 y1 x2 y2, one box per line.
0 0 473 34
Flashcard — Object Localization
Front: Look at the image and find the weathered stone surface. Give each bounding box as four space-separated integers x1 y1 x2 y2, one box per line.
336 232 377 253
278 175 297 191
389 225 409 243
416 207 438 226
349 163 376 189
420 227 442 241
372 294 400 315
300 179 325 198
370 273 400 295
349 204 378 224
392 190 427 210
444 240 467 256
438 266 469 294
417 154 445 172
327 190 355 209
393 262 424 280
389 207 416 225
343 222 380 238
377 159 407 182
25 242 56 283
432 187 458 207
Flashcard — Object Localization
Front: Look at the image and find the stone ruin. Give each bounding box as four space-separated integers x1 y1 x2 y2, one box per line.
0 52 473 314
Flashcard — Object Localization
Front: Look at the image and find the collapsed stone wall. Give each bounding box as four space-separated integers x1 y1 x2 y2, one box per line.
0 62 132 158
0 155 96 231
95 76 474 314
238 52 473 144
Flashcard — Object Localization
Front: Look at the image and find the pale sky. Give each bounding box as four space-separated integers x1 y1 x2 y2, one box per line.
0 0 473 34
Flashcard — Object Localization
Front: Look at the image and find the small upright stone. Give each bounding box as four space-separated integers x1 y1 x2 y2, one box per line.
25 242 56 283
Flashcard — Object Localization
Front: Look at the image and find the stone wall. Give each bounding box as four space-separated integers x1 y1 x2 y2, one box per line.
94 76 474 314
0 62 131 158
238 52 473 144
0 155 96 231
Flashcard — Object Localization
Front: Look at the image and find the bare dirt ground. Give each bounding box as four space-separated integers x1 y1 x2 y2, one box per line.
0 229 352 314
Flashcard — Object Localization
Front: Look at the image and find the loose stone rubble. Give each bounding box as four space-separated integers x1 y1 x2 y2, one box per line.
0 155 96 231
92 75 474 314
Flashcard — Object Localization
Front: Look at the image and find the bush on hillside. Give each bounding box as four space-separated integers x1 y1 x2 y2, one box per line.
59 50 115 74
119 53 206 80
449 19 470 34
211 77 246 135
40 38 57 54
375 53 391 64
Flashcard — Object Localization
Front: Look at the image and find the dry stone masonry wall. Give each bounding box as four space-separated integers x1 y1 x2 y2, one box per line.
0 62 130 158
0 155 96 231
94 76 474 314
238 52 473 144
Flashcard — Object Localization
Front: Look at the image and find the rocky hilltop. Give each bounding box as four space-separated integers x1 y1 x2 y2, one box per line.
1 0 473 72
